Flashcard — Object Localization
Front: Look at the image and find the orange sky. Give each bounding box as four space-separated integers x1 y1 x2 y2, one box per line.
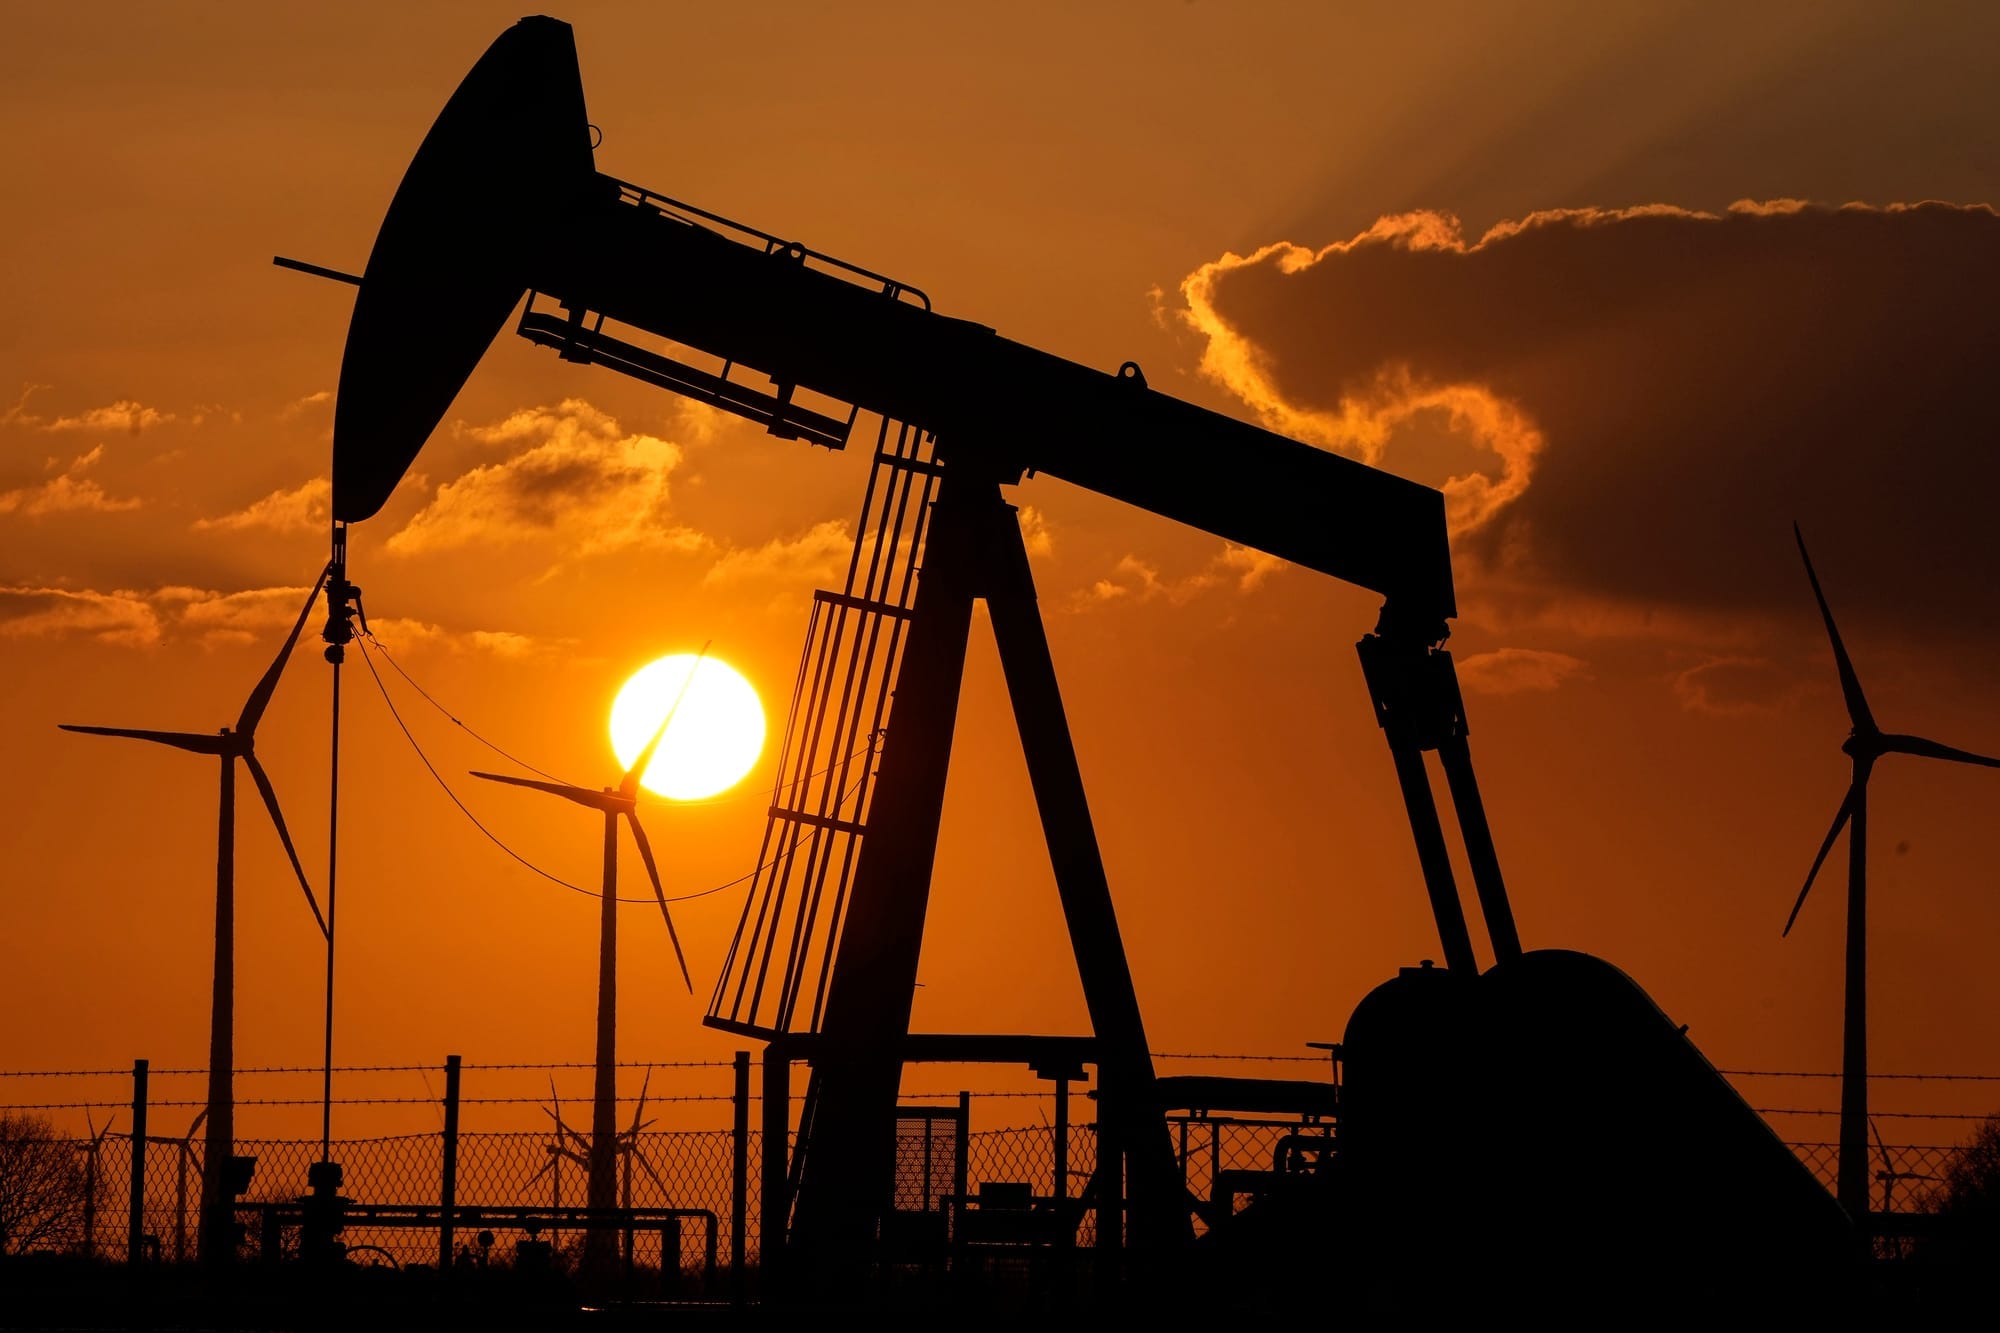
4 2 1999 1143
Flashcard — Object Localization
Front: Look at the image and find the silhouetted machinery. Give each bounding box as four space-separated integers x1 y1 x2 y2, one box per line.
319 16 1853 1309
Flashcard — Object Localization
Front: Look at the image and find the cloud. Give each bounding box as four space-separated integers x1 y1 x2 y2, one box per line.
1671 656 1801 716
196 472 427 536
1 384 49 427
163 589 541 655
1072 542 1285 609
0 446 141 515
388 400 705 557
0 586 160 646
1181 221 1544 539
193 476 331 534
1456 647 1591 696
0 582 533 654
1076 554 1161 605
158 584 318 647
280 390 332 419
1218 542 1285 592
364 619 545 658
703 519 853 587
1017 506 1054 557
1178 200 2000 648
42 400 174 434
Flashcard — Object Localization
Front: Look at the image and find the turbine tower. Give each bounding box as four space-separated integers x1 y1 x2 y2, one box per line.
471 662 697 1269
60 573 329 1264
1783 524 2000 1219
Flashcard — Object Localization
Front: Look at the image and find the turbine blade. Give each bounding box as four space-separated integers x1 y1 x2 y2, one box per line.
625 811 691 992
1881 733 2000 770
238 570 329 735
58 724 229 755
619 639 711 797
242 752 328 938
1783 786 1854 937
627 1068 652 1136
632 1146 668 1193
1794 524 1875 733
470 769 617 811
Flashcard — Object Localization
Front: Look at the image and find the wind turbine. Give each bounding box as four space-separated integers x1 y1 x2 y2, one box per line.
1782 524 2000 1219
471 656 699 1270
1870 1117 1937 1219
528 1078 591 1214
79 1112 115 1259
143 1107 208 1264
613 1068 671 1271
60 573 330 1264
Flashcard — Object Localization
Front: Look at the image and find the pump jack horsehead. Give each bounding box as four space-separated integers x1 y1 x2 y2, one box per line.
303 16 1853 1301
61 575 331 1265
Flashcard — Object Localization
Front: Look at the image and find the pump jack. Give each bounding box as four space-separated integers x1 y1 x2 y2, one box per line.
312 17 1854 1306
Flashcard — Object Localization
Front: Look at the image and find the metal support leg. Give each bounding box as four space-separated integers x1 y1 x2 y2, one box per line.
1436 731 1521 963
1384 737 1479 975
790 471 983 1265
760 1043 791 1281
1359 630 1482 975
981 487 1189 1248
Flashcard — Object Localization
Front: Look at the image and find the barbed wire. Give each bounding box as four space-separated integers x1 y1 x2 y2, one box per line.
12 1095 1990 1119
1151 1053 1326 1063
1 1094 742 1111
17 1061 2000 1081
1753 1107 1994 1122
1723 1069 2000 1082
0 1102 132 1111
0 1060 743 1079
460 1060 739 1071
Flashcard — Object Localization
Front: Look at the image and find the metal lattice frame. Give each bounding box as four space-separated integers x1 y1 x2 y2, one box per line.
707 420 937 1037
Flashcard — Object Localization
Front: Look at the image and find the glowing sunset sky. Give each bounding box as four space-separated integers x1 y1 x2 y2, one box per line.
3 2 1998 1135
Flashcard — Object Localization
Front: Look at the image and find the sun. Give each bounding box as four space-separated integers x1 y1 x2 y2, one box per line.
609 654 766 800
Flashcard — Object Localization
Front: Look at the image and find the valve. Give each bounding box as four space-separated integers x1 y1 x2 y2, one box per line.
322 576 368 664
321 525 370 664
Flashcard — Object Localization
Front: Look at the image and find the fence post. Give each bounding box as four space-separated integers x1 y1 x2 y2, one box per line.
439 1054 461 1270
1055 1074 1070 1200
954 1091 970 1209
731 1051 748 1302
760 1042 789 1283
128 1059 149 1267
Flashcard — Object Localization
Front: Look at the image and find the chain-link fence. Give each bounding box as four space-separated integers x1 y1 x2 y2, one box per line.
5 1059 1992 1267
0 1124 763 1272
